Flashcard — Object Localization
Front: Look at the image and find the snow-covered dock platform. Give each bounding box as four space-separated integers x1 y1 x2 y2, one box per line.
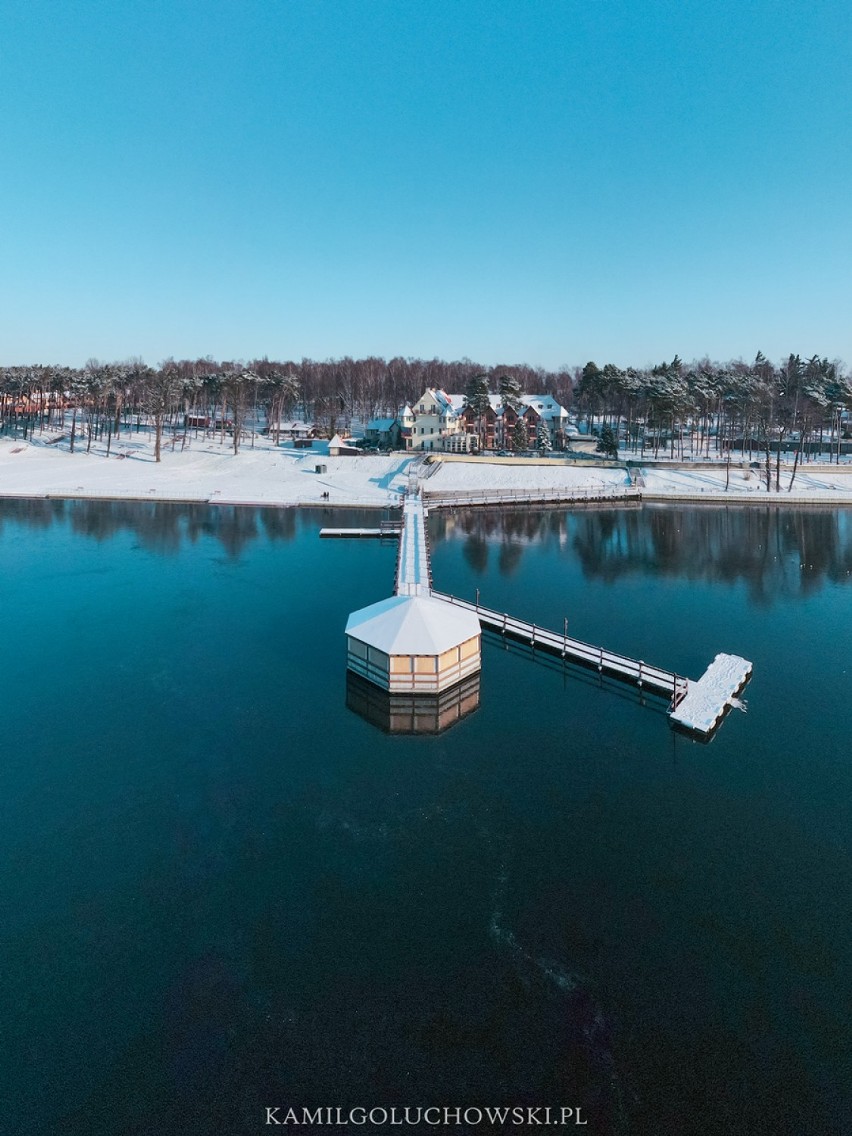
320 526 400 538
669 653 752 737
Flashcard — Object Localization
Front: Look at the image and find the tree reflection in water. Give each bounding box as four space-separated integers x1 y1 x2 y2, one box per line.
0 499 380 559
431 504 852 604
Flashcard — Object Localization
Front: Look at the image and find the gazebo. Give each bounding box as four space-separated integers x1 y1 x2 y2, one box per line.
344 593 481 694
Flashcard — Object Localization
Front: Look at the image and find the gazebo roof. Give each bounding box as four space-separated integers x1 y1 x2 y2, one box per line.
345 594 481 655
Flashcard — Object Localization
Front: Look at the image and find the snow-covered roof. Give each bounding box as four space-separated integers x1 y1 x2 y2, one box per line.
425 388 461 415
445 394 466 412
520 395 568 418
345 594 481 655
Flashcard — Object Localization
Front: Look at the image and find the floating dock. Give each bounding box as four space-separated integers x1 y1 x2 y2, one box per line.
320 521 402 539
669 653 753 736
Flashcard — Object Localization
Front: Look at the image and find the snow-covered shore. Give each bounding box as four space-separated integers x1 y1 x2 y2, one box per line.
3 432 852 507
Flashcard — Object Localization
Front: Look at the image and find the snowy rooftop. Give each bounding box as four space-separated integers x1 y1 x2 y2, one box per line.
345 594 481 655
520 395 568 417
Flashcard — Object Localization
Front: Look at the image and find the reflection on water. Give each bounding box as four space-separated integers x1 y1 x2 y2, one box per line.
432 504 852 603
0 498 392 557
3 498 851 1136
346 671 480 734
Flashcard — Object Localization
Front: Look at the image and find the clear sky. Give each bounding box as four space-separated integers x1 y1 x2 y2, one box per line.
1 0 849 370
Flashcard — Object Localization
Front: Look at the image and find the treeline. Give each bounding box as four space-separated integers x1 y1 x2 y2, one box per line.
3 352 851 474
0 356 575 460
574 353 852 474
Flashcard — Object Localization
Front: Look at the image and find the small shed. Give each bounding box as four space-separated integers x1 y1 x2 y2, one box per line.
328 433 360 457
345 594 481 693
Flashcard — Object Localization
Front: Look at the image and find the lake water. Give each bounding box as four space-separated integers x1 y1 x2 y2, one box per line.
1 499 850 1136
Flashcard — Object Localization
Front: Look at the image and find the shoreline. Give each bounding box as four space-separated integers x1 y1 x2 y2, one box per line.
3 435 852 509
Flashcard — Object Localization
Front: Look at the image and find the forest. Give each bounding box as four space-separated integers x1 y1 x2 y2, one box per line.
1 352 849 472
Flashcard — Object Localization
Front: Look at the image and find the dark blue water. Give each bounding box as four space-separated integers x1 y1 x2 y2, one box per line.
1 499 850 1136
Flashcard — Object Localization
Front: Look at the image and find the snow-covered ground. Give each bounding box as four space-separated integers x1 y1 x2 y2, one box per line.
0 433 414 506
3 430 852 506
637 463 852 498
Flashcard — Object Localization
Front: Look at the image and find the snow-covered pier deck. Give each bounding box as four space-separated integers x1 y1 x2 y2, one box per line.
395 493 432 596
429 591 752 738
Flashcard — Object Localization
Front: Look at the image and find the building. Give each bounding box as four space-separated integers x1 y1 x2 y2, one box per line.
364 417 402 449
395 389 570 453
403 388 473 452
520 395 570 446
344 593 482 693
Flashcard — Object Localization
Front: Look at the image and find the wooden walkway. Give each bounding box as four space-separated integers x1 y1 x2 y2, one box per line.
423 485 641 509
395 493 432 595
430 590 688 702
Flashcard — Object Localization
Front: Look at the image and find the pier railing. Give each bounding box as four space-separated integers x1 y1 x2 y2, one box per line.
430 589 687 703
423 485 641 508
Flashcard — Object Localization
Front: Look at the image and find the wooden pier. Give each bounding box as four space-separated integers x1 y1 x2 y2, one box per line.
336 482 753 739
430 590 687 698
429 590 752 738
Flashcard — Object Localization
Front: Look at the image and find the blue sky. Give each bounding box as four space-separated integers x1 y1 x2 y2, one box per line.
1 0 849 369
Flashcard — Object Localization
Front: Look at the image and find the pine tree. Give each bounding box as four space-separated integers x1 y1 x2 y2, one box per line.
536 417 552 452
498 374 523 412
596 423 618 459
464 374 491 417
512 419 528 452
